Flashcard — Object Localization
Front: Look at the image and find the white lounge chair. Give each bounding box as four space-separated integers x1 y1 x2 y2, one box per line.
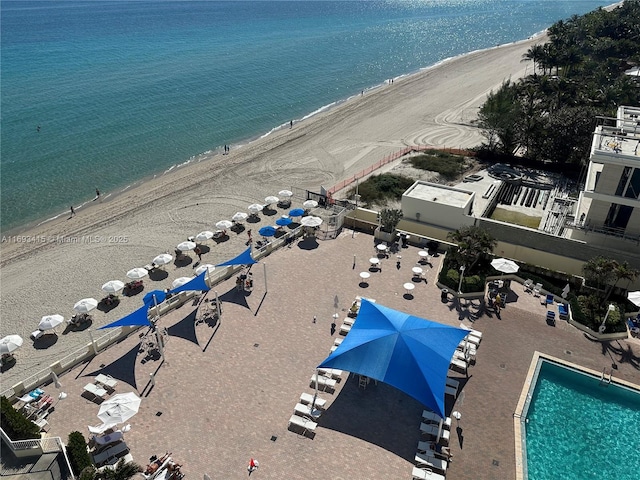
294 402 322 419
417 440 451 457
343 317 355 326
299 392 327 410
310 375 336 391
317 368 343 380
415 452 447 473
459 323 483 341
421 411 451 428
95 374 118 391
339 323 351 335
533 283 543 297
523 279 534 292
412 467 445 480
450 357 468 374
30 330 44 341
288 414 317 437
330 345 338 353
83 383 108 402
333 337 343 346
88 423 114 435
420 422 450 443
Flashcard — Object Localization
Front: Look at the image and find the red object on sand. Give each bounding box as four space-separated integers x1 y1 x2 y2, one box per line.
249 458 256 468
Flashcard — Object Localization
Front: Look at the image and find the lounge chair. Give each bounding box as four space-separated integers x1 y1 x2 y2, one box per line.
533 283 543 297
83 383 108 402
421 411 451 428
558 303 569 320
545 294 554 305
546 310 556 326
414 452 447 474
95 374 118 391
93 431 124 446
97 453 134 472
523 279 534 292
30 330 44 341
459 323 483 342
92 441 129 466
88 423 115 435
299 392 327 410
449 357 468 374
317 368 343 380
310 374 336 392
339 323 351 335
288 414 317 437
294 402 322 419
412 467 445 480
420 423 450 443
417 441 451 458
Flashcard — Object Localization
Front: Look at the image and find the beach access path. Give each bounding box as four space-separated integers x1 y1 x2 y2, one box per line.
0 35 547 390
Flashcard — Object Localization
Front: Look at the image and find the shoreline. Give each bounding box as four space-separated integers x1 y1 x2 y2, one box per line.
1 32 548 239
1 33 548 388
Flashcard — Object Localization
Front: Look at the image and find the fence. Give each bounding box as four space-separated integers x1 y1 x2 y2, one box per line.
327 146 474 196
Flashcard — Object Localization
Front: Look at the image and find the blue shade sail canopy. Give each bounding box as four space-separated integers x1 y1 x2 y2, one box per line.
258 226 277 237
275 217 293 226
99 305 151 329
169 271 210 294
289 208 305 217
318 300 469 418
143 290 166 307
216 246 257 267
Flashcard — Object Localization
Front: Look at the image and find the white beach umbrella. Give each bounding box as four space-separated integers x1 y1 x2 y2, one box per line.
101 280 125 294
232 212 248 223
301 216 323 227
248 203 264 214
279 190 293 199
490 258 519 274
39 314 64 331
0 335 24 355
264 195 279 205
97 392 141 427
126 268 149 280
215 220 233 230
195 231 214 242
303 199 318 209
195 264 216 276
628 291 640 308
171 277 193 289
153 253 173 266
176 241 196 252
73 298 99 314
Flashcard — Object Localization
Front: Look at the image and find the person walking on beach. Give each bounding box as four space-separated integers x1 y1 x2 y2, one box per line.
246 229 253 245
290 120 293 129
70 205 75 217
194 246 202 261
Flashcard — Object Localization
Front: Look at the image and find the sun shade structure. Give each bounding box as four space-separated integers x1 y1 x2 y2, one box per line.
318 300 469 418
216 247 257 267
170 271 210 294
490 258 519 274
258 226 277 237
99 305 151 329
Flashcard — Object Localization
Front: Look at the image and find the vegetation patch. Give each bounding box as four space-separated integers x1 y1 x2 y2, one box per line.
346 173 414 206
490 207 541 229
0 396 40 440
409 152 468 180
67 431 93 475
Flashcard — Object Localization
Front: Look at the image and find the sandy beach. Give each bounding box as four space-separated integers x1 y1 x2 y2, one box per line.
0 35 546 391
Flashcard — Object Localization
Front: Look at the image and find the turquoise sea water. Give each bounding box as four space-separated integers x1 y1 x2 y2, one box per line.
1 0 610 232
525 361 640 480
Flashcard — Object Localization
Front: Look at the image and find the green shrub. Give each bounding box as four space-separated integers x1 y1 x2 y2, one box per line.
67 431 92 475
346 173 414 206
0 396 40 440
464 275 484 293
409 152 468 180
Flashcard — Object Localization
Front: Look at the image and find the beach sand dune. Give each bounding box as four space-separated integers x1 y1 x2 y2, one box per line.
0 36 544 389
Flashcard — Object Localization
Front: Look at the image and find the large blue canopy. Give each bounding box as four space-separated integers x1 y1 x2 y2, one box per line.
318 300 469 418
169 271 210 294
216 246 257 267
99 305 151 329
143 290 167 307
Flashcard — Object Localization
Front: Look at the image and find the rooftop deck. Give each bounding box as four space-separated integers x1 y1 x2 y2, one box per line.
33 231 640 480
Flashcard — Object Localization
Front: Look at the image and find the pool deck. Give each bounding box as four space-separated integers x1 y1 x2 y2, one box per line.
34 230 640 480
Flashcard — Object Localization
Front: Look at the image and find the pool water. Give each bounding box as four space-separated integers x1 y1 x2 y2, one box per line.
524 361 640 480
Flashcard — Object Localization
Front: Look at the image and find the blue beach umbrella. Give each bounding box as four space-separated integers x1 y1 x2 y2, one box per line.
275 217 293 227
258 226 277 237
289 208 305 217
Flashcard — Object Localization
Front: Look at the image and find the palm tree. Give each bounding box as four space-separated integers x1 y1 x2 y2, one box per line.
521 44 545 75
604 261 640 305
447 226 496 273
81 459 143 480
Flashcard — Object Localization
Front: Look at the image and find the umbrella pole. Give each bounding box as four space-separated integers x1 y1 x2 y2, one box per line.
313 370 319 409
436 417 443 444
50 370 61 388
155 329 165 362
215 291 221 319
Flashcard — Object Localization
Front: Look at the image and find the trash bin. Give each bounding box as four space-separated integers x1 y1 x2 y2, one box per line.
441 288 449 302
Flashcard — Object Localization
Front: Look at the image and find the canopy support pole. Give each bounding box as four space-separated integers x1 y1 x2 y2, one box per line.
88 330 98 355
215 291 221 319
263 263 268 293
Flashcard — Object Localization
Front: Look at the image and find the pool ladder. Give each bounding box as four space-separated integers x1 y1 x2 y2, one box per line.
600 367 612 386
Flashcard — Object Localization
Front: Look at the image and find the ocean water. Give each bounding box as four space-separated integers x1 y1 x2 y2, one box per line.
0 0 609 232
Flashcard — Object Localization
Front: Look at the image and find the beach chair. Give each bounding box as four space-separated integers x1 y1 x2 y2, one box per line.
288 414 317 437
545 294 554 305
96 374 118 391
533 283 543 297
419 422 450 443
449 357 468 374
546 310 556 326
558 303 569 320
421 411 451 428
310 374 336 392
83 383 108 402
339 323 351 335
93 431 124 447
523 279 534 293
30 330 44 341
317 368 343 380
299 392 327 410
294 402 322 419
414 452 447 474
412 467 445 480
92 441 129 466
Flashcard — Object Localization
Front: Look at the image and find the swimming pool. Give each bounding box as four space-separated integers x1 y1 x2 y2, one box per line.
519 357 640 480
